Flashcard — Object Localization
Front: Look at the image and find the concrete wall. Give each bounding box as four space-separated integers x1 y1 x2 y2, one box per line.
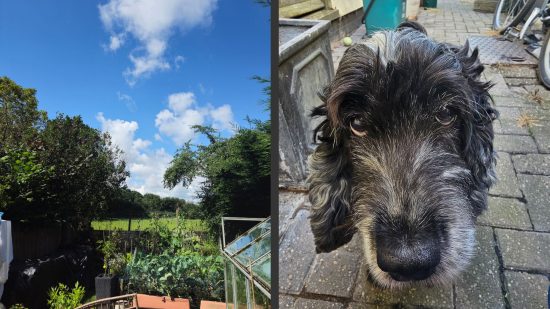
279 20 334 185
326 0 363 16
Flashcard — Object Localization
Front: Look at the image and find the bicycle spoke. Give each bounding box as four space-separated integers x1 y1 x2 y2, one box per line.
504 0 522 25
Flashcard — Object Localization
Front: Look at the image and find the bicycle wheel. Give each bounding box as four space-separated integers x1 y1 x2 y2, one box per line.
493 0 536 32
538 31 550 88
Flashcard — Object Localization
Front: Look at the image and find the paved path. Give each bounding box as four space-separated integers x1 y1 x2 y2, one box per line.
280 0 550 308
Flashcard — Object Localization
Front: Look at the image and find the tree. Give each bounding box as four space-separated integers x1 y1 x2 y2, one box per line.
37 114 128 226
164 123 270 229
0 148 54 213
0 76 47 148
0 78 128 228
164 77 271 230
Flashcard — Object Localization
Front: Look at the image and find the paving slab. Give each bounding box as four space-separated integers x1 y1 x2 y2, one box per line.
505 77 539 87
352 264 454 308
498 118 530 135
292 298 345 309
498 66 538 79
504 271 549 309
279 295 296 308
530 122 550 153
510 85 530 97
512 154 550 175
491 95 533 108
279 209 317 294
495 229 550 273
494 106 530 135
486 70 514 98
346 303 394 309
493 134 539 154
454 226 505 309
523 84 550 108
495 106 523 119
493 119 504 134
279 190 308 238
517 174 550 232
489 152 522 198
304 235 362 298
477 197 532 230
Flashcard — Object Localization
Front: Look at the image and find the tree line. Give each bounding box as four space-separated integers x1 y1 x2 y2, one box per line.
0 76 270 233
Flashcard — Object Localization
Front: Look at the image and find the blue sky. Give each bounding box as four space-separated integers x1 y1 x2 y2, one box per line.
0 0 270 200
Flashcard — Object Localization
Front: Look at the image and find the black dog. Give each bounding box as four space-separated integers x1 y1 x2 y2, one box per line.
307 22 498 288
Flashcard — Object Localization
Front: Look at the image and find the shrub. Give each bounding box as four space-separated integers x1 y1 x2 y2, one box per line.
97 230 129 276
47 282 85 309
125 251 224 304
124 214 224 306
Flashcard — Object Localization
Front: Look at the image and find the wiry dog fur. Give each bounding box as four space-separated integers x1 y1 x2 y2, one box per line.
307 22 498 289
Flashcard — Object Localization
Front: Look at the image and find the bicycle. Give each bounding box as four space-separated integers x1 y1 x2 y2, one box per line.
492 0 550 88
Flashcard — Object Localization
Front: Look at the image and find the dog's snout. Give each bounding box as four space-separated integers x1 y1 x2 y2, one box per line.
375 227 441 282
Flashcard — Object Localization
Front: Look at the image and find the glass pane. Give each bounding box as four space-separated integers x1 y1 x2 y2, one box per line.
252 285 270 309
235 234 271 266
235 268 248 309
251 253 270 287
225 219 271 255
225 260 234 309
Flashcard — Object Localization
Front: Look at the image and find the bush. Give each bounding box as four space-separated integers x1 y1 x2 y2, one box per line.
47 282 85 309
125 251 224 304
97 230 130 276
0 148 54 219
121 214 224 307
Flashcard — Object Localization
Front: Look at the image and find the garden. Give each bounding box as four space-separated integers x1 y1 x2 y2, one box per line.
0 76 271 308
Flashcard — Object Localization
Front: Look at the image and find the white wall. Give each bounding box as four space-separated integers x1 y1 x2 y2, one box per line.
326 0 363 16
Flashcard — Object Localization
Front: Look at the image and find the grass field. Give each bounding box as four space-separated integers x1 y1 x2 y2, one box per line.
91 217 207 232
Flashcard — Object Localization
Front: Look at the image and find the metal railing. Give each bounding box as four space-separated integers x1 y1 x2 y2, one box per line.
75 294 138 309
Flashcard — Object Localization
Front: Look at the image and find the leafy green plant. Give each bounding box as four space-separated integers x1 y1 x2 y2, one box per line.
9 304 28 309
98 230 128 276
47 282 85 309
0 148 54 215
125 251 224 305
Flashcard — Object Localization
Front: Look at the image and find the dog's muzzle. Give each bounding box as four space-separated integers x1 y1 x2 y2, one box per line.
375 221 441 282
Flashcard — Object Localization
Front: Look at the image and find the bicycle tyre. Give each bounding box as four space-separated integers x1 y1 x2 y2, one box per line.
538 31 550 88
493 0 537 32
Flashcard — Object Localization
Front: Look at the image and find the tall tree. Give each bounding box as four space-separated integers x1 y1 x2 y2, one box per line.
0 77 47 148
0 78 128 227
164 77 271 229
164 123 270 230
38 114 128 226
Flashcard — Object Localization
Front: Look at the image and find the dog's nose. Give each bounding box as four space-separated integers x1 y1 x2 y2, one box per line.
376 233 440 281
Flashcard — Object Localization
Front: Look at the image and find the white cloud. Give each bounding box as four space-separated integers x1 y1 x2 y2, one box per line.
174 55 185 69
198 83 206 94
168 92 195 112
99 0 217 85
117 91 137 112
155 91 235 146
96 112 198 200
106 33 125 51
210 104 234 131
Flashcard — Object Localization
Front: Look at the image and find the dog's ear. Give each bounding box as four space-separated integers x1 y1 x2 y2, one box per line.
308 110 355 253
307 44 378 253
397 21 427 34
454 44 498 215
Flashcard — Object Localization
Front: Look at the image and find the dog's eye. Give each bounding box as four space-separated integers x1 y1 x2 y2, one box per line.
349 115 367 136
435 107 456 126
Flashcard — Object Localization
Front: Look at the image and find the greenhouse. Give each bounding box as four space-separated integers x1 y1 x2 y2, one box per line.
221 217 271 309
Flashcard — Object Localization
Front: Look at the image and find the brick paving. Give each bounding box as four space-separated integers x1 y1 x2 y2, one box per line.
280 0 550 308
